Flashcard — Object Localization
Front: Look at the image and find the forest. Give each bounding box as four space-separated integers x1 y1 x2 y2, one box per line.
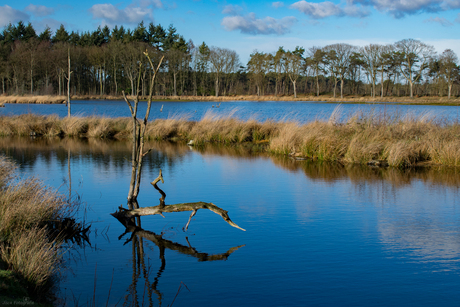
0 21 459 99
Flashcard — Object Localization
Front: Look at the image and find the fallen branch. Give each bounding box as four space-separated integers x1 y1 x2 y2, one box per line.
112 201 245 231
112 169 245 231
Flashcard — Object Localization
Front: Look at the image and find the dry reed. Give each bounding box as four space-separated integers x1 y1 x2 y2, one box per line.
0 157 71 297
2 107 460 167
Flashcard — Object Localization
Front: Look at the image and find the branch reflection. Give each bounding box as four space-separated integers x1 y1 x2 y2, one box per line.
114 214 244 306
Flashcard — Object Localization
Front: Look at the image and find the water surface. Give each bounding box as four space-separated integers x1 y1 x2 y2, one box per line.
1 100 459 123
1 138 460 306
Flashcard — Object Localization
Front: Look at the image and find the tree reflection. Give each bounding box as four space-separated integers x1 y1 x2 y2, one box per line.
111 152 245 306
113 213 244 306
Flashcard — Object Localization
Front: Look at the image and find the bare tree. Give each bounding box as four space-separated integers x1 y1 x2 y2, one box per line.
439 49 459 99
208 46 239 97
361 44 384 98
247 50 269 96
65 48 72 117
308 46 326 96
394 38 435 98
324 43 356 99
283 47 304 98
123 51 164 207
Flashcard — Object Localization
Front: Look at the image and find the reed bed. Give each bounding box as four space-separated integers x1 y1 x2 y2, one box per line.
3 94 460 105
2 108 460 167
0 156 72 301
0 95 66 104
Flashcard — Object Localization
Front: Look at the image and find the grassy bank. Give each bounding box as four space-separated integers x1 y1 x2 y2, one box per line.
1 94 460 105
1 110 460 168
0 156 74 304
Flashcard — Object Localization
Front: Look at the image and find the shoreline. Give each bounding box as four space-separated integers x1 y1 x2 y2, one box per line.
1 94 460 106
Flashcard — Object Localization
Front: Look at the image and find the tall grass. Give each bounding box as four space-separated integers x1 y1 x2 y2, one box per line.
2 107 460 167
0 157 72 301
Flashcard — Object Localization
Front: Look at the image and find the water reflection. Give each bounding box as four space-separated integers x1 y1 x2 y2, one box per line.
115 224 243 306
113 208 244 306
3 137 460 305
5 136 460 190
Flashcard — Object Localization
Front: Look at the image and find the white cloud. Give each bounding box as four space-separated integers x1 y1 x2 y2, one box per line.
89 3 153 25
24 4 54 17
222 13 297 35
442 0 460 9
139 0 163 9
353 0 443 18
272 2 285 8
424 16 453 26
0 5 29 26
222 4 243 15
290 1 369 19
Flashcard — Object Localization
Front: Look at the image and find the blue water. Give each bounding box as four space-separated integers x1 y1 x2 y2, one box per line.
2 138 460 306
1 100 459 123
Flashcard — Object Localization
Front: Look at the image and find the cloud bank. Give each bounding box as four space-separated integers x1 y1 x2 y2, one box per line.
221 5 297 35
25 4 55 17
89 1 164 26
289 0 460 19
290 1 370 18
0 5 29 26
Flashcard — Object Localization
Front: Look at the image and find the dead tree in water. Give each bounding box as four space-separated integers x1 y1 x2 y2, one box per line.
113 169 245 231
65 48 72 118
123 51 164 208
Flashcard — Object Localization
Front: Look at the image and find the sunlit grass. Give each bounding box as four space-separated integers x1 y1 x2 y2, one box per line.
0 157 73 300
1 107 460 167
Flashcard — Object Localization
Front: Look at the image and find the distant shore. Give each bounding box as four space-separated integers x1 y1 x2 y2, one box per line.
1 94 460 106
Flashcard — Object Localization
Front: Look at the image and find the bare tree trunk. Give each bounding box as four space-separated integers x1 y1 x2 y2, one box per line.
340 79 344 99
124 54 164 207
381 69 384 98
99 67 103 96
67 49 72 118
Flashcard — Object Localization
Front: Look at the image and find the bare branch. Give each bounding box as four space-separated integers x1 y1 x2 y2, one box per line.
112 202 246 231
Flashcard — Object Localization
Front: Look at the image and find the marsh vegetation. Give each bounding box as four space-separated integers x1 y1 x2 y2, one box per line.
0 156 87 304
1 107 460 168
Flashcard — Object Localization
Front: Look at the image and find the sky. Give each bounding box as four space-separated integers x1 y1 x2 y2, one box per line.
1 0 460 64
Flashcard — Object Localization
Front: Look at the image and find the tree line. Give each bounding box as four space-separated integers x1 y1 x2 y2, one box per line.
1 21 459 99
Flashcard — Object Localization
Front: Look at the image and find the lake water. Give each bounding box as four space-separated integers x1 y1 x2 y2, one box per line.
1 99 460 124
2 137 460 306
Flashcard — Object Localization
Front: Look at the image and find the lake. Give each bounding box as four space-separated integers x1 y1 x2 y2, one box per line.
2 136 460 307
1 99 460 124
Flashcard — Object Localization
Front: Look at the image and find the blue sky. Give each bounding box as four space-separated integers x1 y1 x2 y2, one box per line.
1 0 460 64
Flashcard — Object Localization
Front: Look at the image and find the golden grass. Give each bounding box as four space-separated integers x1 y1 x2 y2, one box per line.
2 107 460 167
0 157 71 297
2 94 460 105
1 227 61 287
0 95 66 104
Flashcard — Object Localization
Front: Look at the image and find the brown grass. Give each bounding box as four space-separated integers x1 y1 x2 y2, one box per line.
2 94 460 106
0 95 66 104
0 157 72 299
2 108 460 167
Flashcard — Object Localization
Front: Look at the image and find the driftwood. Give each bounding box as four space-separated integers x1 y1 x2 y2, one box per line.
112 169 245 231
